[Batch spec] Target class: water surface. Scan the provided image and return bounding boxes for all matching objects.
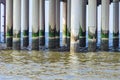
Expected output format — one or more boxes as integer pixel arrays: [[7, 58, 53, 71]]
[[0, 50, 120, 80]]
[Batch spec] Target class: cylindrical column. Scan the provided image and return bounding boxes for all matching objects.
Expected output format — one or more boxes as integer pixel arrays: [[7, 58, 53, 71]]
[[56, 0, 60, 48], [6, 0, 13, 48], [88, 0, 97, 52], [113, 0, 119, 49], [0, 4, 1, 42], [62, 0, 67, 47], [49, 0, 56, 49], [39, 0, 45, 46], [67, 0, 71, 48], [70, 0, 81, 52], [79, 0, 86, 48], [0, 3, 5, 43], [21, 0, 29, 48], [101, 0, 109, 51], [32, 0, 39, 50], [13, 0, 21, 49]]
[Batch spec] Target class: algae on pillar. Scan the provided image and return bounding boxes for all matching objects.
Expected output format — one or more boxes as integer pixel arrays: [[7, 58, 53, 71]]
[[13, 0, 21, 49], [79, 0, 86, 48], [21, 0, 29, 48], [6, 0, 13, 48], [67, 0, 71, 48], [88, 0, 97, 52], [32, 0, 39, 50], [39, 0, 45, 46], [70, 0, 81, 52], [49, 0, 56, 49], [101, 0, 109, 51], [56, 0, 60, 48], [113, 0, 119, 49], [62, 0, 67, 47]]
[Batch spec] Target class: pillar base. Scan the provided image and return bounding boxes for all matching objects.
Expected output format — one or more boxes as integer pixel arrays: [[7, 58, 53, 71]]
[[56, 37, 60, 48], [62, 38, 67, 46], [23, 37, 29, 47], [79, 37, 86, 47], [113, 38, 119, 49], [88, 39, 96, 52], [39, 37, 45, 46], [6, 37, 12, 49], [101, 39, 109, 51], [70, 42, 79, 52], [13, 38, 20, 50], [32, 38, 39, 50], [49, 38, 56, 49], [67, 37, 70, 48]]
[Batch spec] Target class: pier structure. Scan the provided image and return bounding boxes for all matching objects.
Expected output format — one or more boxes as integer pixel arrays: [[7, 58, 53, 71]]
[[0, 0, 120, 52]]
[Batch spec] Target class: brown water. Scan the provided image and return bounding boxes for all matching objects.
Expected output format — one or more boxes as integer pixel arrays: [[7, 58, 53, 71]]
[[0, 50, 120, 80]]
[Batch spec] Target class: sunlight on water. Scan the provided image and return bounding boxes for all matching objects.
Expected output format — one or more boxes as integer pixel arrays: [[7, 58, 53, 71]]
[[0, 50, 120, 80]]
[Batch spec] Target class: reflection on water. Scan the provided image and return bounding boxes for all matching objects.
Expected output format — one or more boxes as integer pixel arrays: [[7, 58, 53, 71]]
[[0, 50, 120, 80]]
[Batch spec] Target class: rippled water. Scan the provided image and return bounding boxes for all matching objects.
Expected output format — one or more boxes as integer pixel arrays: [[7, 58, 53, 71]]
[[0, 50, 120, 80]]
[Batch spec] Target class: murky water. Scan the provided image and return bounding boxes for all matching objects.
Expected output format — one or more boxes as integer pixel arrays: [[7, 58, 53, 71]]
[[0, 50, 120, 80]]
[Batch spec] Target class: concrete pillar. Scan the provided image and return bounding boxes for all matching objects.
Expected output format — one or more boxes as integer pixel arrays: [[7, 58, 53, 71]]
[[13, 0, 21, 49], [6, 0, 13, 48], [39, 0, 45, 46], [79, 0, 86, 48], [101, 0, 109, 51], [113, 0, 119, 49], [0, 4, 1, 42], [88, 0, 97, 52], [0, 3, 5, 43], [32, 0, 39, 50], [56, 0, 60, 48], [70, 0, 81, 52], [49, 0, 56, 49], [62, 0, 67, 47], [21, 0, 29, 48], [67, 0, 71, 48]]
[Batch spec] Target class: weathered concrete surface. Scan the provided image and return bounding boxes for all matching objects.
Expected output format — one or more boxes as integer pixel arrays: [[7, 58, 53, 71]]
[[113, 0, 119, 49], [101, 0, 109, 51], [88, 0, 97, 52], [6, 0, 13, 48], [32, 0, 39, 50], [39, 0, 45, 46], [13, 0, 21, 50], [70, 0, 81, 52], [21, 0, 29, 48], [79, 0, 86, 48], [49, 0, 56, 49], [56, 0, 60, 48]]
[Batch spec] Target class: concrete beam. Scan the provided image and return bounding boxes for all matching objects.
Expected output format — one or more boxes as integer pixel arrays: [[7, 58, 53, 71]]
[[0, 0, 5, 4]]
